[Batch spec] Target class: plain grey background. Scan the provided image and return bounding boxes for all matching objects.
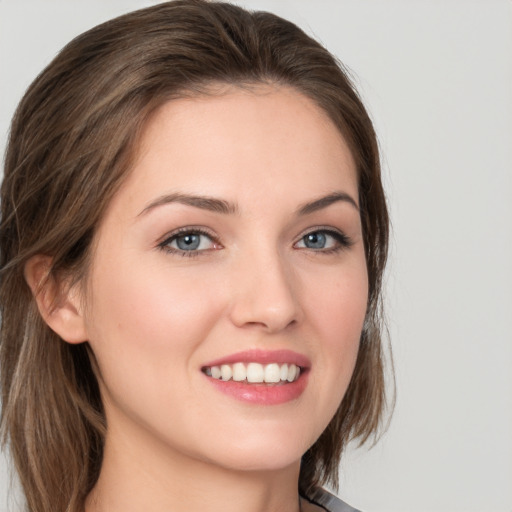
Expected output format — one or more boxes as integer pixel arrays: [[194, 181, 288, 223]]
[[1, 1, 511, 511]]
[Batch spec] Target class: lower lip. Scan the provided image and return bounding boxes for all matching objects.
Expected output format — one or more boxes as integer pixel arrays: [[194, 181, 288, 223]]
[[205, 372, 308, 405]]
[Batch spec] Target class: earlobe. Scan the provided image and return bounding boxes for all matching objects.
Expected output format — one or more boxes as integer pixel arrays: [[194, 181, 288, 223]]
[[24, 255, 88, 344]]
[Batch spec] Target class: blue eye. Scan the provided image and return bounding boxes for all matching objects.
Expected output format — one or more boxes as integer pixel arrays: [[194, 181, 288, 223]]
[[303, 232, 327, 249], [174, 233, 202, 250], [295, 229, 351, 252], [159, 229, 217, 255]]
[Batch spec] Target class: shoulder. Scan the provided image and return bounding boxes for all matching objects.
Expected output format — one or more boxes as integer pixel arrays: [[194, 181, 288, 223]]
[[303, 487, 363, 512]]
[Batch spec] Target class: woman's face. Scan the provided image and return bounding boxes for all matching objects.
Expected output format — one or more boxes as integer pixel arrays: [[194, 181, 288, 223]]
[[82, 85, 368, 473]]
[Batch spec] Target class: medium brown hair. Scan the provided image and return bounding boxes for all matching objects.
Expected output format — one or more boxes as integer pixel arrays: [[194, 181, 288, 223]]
[[0, 1, 390, 510]]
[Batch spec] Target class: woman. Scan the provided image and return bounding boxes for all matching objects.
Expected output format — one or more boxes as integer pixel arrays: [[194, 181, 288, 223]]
[[0, 1, 390, 511]]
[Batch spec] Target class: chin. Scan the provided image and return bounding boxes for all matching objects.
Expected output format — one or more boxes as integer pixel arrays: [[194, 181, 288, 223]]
[[191, 427, 314, 474], [206, 447, 302, 474]]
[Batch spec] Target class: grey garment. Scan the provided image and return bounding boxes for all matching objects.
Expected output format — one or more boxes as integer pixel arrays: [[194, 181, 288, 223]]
[[304, 487, 362, 512]]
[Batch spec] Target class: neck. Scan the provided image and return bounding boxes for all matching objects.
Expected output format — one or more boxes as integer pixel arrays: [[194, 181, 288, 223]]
[[85, 419, 303, 512]]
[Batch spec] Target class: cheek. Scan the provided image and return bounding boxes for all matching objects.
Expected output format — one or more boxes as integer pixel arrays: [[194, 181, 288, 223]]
[[83, 259, 224, 380], [82, 260, 229, 433], [310, 256, 367, 335], [95, 259, 211, 327], [304, 257, 368, 391]]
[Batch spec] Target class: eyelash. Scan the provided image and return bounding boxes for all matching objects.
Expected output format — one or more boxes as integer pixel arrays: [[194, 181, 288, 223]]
[[158, 227, 220, 258], [157, 226, 353, 258], [296, 227, 354, 255]]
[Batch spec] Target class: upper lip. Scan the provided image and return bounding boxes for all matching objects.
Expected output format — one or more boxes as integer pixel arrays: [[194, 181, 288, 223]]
[[202, 349, 311, 369]]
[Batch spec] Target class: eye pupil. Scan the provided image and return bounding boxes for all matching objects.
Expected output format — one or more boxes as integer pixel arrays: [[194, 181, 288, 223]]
[[177, 234, 200, 250], [304, 232, 326, 249]]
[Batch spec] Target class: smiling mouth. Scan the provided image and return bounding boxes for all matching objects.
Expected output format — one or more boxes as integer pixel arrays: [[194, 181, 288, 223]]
[[202, 362, 301, 384]]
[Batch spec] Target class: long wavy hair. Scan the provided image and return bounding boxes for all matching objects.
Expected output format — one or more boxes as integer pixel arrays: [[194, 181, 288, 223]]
[[0, 1, 391, 511]]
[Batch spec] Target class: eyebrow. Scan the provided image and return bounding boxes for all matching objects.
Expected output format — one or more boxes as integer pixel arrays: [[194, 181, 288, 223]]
[[138, 193, 239, 217], [296, 191, 359, 215], [138, 190, 358, 218]]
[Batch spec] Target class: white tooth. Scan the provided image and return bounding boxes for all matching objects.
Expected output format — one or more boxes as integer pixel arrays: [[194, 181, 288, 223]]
[[264, 363, 281, 383], [220, 364, 233, 381], [279, 363, 289, 381], [204, 367, 212, 377], [246, 362, 264, 383], [211, 366, 221, 379], [232, 362, 246, 381], [287, 364, 297, 382]]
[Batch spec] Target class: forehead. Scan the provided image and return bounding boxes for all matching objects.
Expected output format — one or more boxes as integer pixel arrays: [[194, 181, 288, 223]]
[[115, 85, 358, 215]]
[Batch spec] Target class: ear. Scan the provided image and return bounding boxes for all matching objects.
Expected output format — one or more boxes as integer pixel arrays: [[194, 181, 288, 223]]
[[24, 255, 88, 344]]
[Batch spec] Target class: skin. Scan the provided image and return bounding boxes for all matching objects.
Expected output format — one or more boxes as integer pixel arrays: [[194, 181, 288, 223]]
[[36, 85, 368, 512]]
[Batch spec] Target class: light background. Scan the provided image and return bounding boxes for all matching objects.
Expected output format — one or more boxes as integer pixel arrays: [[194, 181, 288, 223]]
[[0, 1, 511, 511]]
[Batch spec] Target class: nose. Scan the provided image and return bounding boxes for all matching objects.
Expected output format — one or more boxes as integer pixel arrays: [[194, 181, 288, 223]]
[[228, 248, 302, 333]]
